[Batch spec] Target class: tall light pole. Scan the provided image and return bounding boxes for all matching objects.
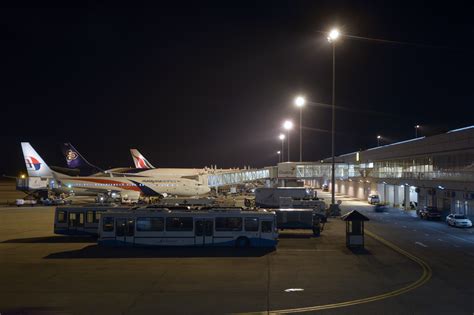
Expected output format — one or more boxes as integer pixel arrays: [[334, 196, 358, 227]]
[[294, 96, 306, 162], [277, 151, 281, 163], [279, 134, 285, 161], [327, 28, 340, 213], [283, 120, 293, 162], [377, 135, 382, 146], [415, 125, 420, 138]]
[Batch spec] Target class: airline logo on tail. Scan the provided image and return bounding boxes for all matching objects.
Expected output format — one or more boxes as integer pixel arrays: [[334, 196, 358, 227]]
[[65, 150, 78, 161], [130, 149, 155, 169], [133, 154, 147, 168], [21, 142, 53, 177], [25, 156, 41, 170]]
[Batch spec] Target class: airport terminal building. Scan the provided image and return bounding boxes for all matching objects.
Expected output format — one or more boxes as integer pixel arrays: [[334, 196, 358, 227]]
[[276, 126, 474, 218]]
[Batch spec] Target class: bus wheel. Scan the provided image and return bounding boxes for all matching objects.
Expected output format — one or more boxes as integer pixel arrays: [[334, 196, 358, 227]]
[[236, 237, 250, 248]]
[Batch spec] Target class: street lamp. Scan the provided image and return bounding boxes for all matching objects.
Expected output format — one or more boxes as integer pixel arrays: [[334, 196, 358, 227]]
[[377, 135, 382, 146], [415, 125, 420, 138], [283, 120, 293, 162], [327, 28, 340, 214], [277, 150, 281, 163], [294, 96, 306, 162], [279, 134, 285, 162]]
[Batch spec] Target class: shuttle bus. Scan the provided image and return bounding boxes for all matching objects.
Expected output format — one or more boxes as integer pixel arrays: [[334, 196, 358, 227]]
[[54, 205, 130, 236], [98, 208, 278, 247]]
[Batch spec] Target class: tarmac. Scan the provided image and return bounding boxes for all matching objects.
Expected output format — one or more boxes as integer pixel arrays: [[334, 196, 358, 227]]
[[0, 203, 425, 314]]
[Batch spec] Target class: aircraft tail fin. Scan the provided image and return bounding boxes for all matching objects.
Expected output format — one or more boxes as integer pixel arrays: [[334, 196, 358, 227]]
[[21, 142, 53, 177], [61, 143, 103, 176], [130, 149, 155, 169]]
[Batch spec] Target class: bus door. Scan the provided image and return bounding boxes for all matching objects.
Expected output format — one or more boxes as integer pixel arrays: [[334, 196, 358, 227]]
[[68, 211, 84, 233], [115, 218, 135, 245], [195, 219, 214, 246]]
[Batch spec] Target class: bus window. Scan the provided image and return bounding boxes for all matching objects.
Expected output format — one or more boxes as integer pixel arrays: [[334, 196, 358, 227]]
[[166, 217, 193, 231], [245, 217, 259, 232], [137, 217, 164, 232], [57, 211, 67, 223], [261, 221, 273, 233], [87, 211, 94, 224], [103, 217, 114, 232], [94, 212, 101, 223], [126, 219, 135, 236], [215, 217, 242, 231]]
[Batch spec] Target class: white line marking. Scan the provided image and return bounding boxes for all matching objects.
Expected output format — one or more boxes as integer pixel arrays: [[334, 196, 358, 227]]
[[284, 288, 304, 292], [402, 226, 407, 228], [438, 239, 444, 242], [415, 242, 427, 247], [424, 227, 474, 245]]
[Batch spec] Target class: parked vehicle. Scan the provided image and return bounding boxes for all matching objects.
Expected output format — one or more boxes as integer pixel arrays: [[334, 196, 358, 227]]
[[15, 197, 37, 207], [368, 194, 380, 205], [446, 214, 472, 228], [419, 206, 442, 220], [98, 208, 278, 247], [322, 184, 329, 192]]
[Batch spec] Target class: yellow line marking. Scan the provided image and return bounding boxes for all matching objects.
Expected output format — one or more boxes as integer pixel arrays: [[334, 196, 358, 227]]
[[239, 229, 432, 314]]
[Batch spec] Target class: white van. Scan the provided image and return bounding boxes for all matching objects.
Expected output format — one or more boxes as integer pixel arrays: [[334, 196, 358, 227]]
[[367, 195, 380, 205]]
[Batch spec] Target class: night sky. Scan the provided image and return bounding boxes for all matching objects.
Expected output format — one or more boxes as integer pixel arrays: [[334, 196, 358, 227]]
[[2, 1, 474, 175]]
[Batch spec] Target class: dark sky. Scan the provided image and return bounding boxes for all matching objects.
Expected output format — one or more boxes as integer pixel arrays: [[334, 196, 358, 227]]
[[2, 1, 474, 175]]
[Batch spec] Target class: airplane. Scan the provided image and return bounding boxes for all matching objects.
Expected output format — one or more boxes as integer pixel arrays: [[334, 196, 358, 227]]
[[128, 148, 211, 178], [58, 143, 211, 198], [61, 143, 211, 182], [22, 142, 210, 201]]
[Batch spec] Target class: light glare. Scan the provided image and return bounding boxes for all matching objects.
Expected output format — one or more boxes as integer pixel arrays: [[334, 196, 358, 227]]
[[279, 134, 285, 140], [283, 120, 294, 130], [328, 29, 340, 42], [294, 96, 306, 107]]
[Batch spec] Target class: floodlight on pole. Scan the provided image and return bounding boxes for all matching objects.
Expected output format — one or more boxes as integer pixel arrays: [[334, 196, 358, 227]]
[[377, 135, 382, 147], [415, 125, 420, 138], [277, 150, 281, 163], [279, 134, 285, 162], [283, 120, 293, 162], [327, 27, 341, 215], [294, 96, 306, 162]]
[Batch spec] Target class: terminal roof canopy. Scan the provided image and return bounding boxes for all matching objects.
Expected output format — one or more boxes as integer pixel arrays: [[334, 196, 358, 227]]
[[341, 210, 370, 222]]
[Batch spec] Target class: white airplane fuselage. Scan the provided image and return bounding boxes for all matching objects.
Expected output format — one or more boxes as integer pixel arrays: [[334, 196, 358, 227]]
[[54, 174, 210, 198]]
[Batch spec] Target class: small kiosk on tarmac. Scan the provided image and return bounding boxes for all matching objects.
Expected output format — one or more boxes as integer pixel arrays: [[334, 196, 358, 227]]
[[341, 210, 369, 248]]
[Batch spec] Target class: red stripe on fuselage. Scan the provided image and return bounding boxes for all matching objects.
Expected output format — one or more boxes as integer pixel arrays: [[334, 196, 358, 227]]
[[65, 178, 141, 192]]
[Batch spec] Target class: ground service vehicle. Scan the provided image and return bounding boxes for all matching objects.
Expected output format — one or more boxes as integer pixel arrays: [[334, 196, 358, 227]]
[[367, 194, 380, 204], [446, 214, 472, 228], [419, 206, 442, 220], [255, 187, 316, 208], [98, 208, 278, 247], [275, 208, 324, 236], [54, 205, 130, 236]]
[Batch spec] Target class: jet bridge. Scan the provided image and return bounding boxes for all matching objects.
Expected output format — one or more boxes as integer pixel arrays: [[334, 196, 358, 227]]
[[207, 168, 271, 187]]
